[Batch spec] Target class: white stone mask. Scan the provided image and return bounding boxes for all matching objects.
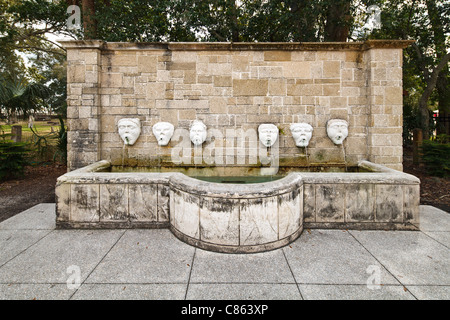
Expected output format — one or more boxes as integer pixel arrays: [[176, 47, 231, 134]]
[[327, 119, 348, 145], [152, 122, 174, 146], [258, 124, 279, 147], [190, 120, 207, 146], [290, 123, 313, 147], [118, 118, 141, 146]]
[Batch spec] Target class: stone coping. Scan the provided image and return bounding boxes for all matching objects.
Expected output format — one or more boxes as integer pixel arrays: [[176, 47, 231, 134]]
[[299, 160, 420, 185], [57, 160, 420, 186], [169, 172, 303, 199], [60, 40, 414, 51]]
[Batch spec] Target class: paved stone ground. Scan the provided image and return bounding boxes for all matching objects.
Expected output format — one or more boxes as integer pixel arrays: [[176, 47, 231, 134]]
[[0, 204, 448, 300]]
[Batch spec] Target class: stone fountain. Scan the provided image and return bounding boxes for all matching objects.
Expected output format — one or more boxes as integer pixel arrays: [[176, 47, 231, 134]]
[[56, 40, 419, 253]]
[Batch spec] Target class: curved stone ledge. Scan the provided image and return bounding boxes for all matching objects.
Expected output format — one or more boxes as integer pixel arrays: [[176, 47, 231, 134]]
[[168, 172, 303, 199], [168, 173, 303, 253], [170, 225, 303, 254]]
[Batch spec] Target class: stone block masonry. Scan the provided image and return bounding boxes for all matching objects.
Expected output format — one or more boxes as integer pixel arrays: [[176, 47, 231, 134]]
[[62, 40, 413, 172]]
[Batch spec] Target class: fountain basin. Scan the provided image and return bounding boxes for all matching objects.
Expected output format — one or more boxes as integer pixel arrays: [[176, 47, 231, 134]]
[[56, 160, 420, 253]]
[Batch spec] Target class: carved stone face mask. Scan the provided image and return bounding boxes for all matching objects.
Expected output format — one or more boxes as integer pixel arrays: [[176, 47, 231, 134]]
[[327, 119, 348, 145], [118, 118, 141, 146], [190, 120, 207, 146], [152, 122, 174, 146], [258, 124, 279, 147], [290, 123, 313, 147]]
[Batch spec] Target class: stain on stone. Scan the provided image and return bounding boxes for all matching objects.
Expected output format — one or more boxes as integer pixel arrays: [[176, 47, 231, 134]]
[[100, 185, 128, 221], [201, 197, 237, 213], [317, 185, 344, 221], [376, 201, 401, 222]]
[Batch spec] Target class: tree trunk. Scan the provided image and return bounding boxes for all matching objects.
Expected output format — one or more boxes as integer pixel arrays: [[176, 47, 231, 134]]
[[418, 52, 450, 139], [229, 0, 240, 42], [287, 0, 316, 42], [436, 70, 450, 136], [324, 0, 352, 42], [82, 0, 97, 39], [425, 0, 450, 136]]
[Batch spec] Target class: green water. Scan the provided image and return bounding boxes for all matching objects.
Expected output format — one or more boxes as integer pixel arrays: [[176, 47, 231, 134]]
[[191, 175, 285, 184]]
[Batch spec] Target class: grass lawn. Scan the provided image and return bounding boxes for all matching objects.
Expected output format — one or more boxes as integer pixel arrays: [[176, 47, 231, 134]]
[[1, 120, 66, 162], [0, 120, 60, 135]]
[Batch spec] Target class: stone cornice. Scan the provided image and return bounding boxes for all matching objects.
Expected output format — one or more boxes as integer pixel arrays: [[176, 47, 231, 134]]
[[60, 40, 415, 51]]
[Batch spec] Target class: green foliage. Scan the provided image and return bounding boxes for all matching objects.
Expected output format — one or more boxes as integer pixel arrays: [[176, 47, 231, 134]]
[[30, 117, 67, 163], [1, 0, 67, 120], [0, 137, 31, 181], [403, 103, 435, 145], [420, 134, 450, 178], [53, 116, 67, 163], [0, 74, 51, 122], [94, 0, 174, 42]]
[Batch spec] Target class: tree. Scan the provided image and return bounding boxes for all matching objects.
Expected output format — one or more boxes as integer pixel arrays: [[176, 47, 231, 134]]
[[426, 0, 450, 136], [368, 0, 450, 139], [0, 75, 51, 123], [2, 0, 448, 142], [323, 0, 353, 41]]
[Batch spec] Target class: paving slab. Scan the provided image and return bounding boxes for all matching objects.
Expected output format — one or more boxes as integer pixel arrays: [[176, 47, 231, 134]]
[[189, 248, 294, 284], [0, 229, 52, 266], [283, 230, 400, 285], [417, 205, 450, 247], [0, 284, 76, 300], [418, 205, 450, 231], [186, 283, 302, 300], [349, 230, 450, 286], [0, 229, 124, 284], [0, 203, 448, 300], [84, 229, 195, 284], [298, 284, 416, 300], [71, 283, 187, 300], [0, 204, 56, 230], [404, 285, 450, 300]]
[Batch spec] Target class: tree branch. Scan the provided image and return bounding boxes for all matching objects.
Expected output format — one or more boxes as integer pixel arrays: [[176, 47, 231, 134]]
[[14, 45, 66, 56], [420, 51, 450, 106], [412, 42, 430, 81], [418, 51, 450, 138]]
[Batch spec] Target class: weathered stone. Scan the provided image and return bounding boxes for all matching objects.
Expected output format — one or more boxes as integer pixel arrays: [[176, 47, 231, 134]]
[[100, 184, 128, 221], [278, 188, 302, 239], [55, 183, 71, 223], [375, 184, 403, 222], [170, 189, 200, 239], [199, 197, 239, 246], [303, 184, 316, 222], [158, 184, 170, 222], [240, 196, 279, 246], [70, 184, 100, 222], [129, 184, 158, 222], [345, 184, 375, 222], [315, 184, 345, 222]]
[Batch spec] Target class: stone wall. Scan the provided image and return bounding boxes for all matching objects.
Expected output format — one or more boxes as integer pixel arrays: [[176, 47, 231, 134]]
[[62, 40, 413, 171]]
